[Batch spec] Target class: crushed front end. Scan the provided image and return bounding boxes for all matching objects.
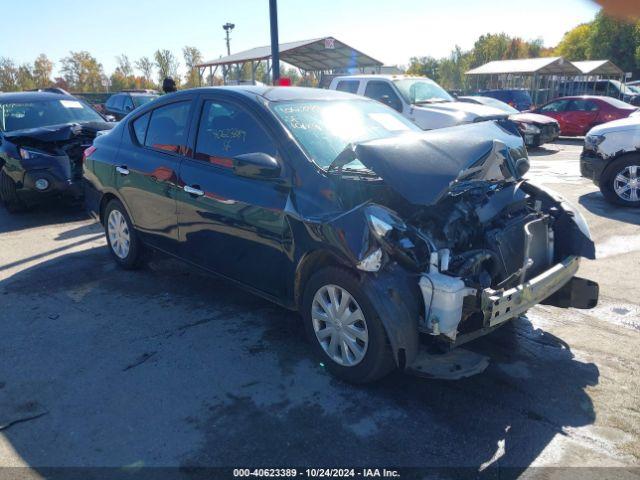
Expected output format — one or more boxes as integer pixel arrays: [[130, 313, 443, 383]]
[[1, 122, 113, 204]]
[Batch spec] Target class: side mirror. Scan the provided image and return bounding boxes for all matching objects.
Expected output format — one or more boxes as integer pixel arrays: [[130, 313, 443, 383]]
[[125, 105, 134, 112], [105, 114, 117, 122], [233, 152, 281, 179]]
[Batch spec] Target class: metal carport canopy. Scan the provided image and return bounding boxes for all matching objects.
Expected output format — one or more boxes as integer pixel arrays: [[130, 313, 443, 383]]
[[466, 57, 581, 76], [196, 36, 383, 71], [572, 60, 624, 76]]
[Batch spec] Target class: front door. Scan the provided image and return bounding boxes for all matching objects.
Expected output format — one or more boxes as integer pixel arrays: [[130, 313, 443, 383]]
[[176, 97, 290, 298], [115, 99, 194, 253], [562, 99, 599, 136]]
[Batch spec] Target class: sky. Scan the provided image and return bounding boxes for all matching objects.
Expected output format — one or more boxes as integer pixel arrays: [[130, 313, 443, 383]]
[[2, 0, 601, 77]]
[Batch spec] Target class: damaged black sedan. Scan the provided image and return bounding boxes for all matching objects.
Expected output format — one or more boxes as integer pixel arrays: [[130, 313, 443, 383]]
[[0, 91, 114, 211], [84, 87, 599, 383]]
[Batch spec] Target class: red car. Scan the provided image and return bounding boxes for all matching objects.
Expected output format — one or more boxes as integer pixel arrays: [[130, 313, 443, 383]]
[[532, 96, 637, 136]]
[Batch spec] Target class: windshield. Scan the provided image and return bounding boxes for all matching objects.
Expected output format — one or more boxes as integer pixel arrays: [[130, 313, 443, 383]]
[[132, 95, 158, 108], [0, 98, 104, 132], [393, 78, 454, 104], [271, 99, 420, 170], [474, 97, 519, 114], [611, 80, 634, 95]]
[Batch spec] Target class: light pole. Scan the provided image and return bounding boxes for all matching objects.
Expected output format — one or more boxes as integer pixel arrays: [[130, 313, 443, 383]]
[[269, 0, 280, 84], [223, 22, 235, 56]]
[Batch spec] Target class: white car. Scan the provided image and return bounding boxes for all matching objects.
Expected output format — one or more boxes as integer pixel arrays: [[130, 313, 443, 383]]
[[581, 116, 640, 206], [328, 75, 508, 130]]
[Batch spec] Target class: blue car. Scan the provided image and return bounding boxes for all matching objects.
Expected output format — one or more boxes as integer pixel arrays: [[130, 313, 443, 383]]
[[478, 89, 533, 111]]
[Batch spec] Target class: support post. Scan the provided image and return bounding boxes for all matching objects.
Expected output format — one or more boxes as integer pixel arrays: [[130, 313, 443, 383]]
[[269, 0, 280, 85]]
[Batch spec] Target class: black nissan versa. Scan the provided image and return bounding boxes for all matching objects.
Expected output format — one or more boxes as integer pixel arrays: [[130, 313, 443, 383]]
[[84, 86, 599, 383], [0, 91, 114, 211]]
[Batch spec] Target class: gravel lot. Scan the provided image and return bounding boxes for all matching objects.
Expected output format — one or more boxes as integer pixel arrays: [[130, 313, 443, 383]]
[[0, 138, 639, 477]]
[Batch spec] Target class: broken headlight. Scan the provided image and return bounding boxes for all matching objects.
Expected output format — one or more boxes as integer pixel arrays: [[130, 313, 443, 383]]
[[365, 205, 407, 239]]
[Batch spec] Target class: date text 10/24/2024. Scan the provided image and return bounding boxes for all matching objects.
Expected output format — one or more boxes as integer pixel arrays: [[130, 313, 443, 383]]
[[233, 468, 401, 478]]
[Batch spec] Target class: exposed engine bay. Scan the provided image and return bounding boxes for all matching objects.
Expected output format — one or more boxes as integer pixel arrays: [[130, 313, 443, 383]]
[[321, 122, 598, 347]]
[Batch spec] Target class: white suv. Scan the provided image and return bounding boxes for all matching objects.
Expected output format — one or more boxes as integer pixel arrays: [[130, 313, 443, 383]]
[[328, 75, 507, 130], [581, 116, 640, 206]]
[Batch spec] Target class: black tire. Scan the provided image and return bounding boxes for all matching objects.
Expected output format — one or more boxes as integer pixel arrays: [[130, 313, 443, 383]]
[[599, 155, 640, 207], [103, 199, 144, 269], [0, 169, 25, 213], [301, 267, 396, 384]]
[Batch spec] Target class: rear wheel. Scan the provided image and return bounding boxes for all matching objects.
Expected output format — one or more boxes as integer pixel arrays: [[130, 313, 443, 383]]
[[600, 155, 640, 207], [0, 169, 25, 213], [104, 199, 144, 269], [302, 267, 395, 383]]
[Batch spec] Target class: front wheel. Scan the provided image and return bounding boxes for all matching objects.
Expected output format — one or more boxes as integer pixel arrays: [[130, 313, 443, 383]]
[[104, 199, 144, 269], [0, 169, 25, 213], [600, 155, 640, 207], [302, 267, 395, 383]]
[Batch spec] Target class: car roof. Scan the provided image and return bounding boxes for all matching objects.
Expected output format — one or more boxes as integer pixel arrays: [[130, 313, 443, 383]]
[[163, 86, 361, 102], [0, 91, 79, 103], [331, 74, 428, 81]]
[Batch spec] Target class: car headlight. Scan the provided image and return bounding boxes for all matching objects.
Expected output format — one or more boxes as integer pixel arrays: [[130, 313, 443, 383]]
[[585, 134, 605, 148], [365, 205, 406, 239], [517, 122, 540, 134]]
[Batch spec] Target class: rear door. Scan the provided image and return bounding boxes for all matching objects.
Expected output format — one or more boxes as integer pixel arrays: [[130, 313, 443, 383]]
[[176, 96, 290, 297], [563, 99, 599, 135], [115, 98, 195, 253]]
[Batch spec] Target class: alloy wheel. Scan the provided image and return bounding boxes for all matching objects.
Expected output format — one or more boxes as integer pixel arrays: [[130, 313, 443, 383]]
[[107, 209, 131, 259], [311, 284, 369, 367], [614, 165, 640, 202]]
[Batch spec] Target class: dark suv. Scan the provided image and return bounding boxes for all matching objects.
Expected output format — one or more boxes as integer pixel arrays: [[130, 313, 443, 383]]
[[479, 89, 533, 111], [83, 86, 598, 383], [103, 91, 159, 120]]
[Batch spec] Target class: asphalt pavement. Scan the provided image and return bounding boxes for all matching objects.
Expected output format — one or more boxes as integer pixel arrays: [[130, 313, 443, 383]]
[[0, 138, 638, 478]]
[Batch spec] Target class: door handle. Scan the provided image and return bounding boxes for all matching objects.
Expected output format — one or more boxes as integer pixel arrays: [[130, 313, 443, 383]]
[[116, 166, 129, 175], [183, 185, 204, 197]]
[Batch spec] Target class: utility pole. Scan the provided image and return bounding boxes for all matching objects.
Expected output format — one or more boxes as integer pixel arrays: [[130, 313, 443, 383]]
[[269, 0, 280, 85], [223, 22, 235, 56]]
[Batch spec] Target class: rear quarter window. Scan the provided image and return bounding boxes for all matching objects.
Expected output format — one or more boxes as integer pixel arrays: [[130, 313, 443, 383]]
[[132, 112, 150, 144]]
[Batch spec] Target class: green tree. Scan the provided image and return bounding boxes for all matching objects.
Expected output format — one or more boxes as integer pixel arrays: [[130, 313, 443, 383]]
[[33, 54, 54, 88], [60, 51, 104, 92], [555, 24, 593, 60], [154, 49, 180, 85], [0, 57, 19, 91], [17, 64, 36, 90], [588, 11, 639, 72], [182, 46, 203, 87], [406, 56, 439, 79]]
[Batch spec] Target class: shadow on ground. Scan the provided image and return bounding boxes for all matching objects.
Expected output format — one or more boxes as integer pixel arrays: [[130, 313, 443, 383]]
[[0, 245, 599, 478], [0, 202, 88, 235], [579, 191, 640, 226]]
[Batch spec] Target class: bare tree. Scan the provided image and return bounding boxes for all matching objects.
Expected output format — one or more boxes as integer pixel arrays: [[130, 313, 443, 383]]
[[135, 56, 155, 88], [182, 46, 203, 87], [154, 49, 180, 85], [115, 54, 133, 78]]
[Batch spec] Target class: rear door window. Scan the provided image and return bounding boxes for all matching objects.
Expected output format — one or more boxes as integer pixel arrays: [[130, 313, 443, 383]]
[[336, 80, 360, 94], [568, 99, 599, 111], [144, 101, 191, 154]]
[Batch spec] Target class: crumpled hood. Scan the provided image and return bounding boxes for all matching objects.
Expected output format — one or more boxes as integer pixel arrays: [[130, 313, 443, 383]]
[[509, 112, 558, 125], [414, 101, 508, 121], [3, 121, 114, 144], [352, 120, 529, 206]]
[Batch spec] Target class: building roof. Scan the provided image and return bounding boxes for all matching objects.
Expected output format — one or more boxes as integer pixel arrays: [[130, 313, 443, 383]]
[[572, 60, 624, 76], [197, 37, 383, 72], [466, 57, 581, 75]]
